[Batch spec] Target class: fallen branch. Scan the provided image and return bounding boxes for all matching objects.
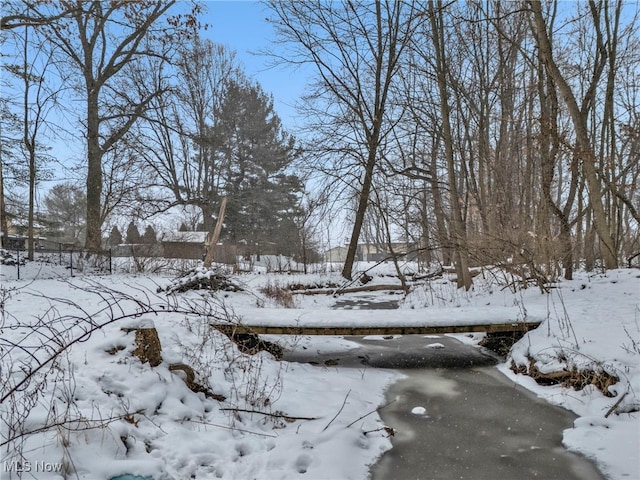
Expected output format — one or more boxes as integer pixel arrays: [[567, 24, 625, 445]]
[[322, 389, 351, 432], [363, 426, 395, 437], [163, 267, 243, 294], [410, 268, 444, 281], [346, 398, 396, 429], [219, 407, 318, 421], [605, 391, 628, 418], [185, 419, 277, 437], [0, 410, 146, 448]]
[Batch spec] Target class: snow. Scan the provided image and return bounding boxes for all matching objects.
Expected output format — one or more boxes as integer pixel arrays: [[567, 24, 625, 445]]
[[496, 269, 640, 480], [1, 261, 638, 479], [0, 268, 397, 480], [229, 304, 537, 328]]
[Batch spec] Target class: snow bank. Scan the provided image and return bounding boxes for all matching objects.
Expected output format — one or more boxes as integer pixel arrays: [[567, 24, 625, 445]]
[[501, 269, 640, 480], [1, 275, 398, 479]]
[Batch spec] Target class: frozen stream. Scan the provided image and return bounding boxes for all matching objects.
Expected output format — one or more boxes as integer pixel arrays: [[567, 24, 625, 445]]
[[281, 294, 606, 480], [366, 335, 605, 480]]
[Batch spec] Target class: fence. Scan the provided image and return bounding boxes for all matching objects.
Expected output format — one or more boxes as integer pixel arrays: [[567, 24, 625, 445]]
[[1, 243, 205, 279], [1, 245, 112, 280], [1, 241, 348, 280]]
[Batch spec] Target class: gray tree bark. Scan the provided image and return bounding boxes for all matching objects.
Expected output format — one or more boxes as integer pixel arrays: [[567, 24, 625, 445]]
[[428, 0, 472, 290], [529, 0, 618, 269]]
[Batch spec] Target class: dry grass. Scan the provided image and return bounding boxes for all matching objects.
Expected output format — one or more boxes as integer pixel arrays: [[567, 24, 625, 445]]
[[511, 358, 619, 397], [259, 281, 296, 308]]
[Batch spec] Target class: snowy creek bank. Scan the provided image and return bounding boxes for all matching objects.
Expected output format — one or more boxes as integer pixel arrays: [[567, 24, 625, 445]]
[[366, 336, 605, 480], [3, 267, 636, 479], [283, 334, 605, 480]]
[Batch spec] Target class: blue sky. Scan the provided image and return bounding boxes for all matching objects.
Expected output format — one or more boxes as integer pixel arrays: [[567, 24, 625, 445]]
[[1, 1, 309, 187], [201, 1, 308, 131]]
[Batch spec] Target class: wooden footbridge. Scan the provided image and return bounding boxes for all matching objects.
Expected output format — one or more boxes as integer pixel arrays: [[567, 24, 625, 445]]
[[213, 321, 540, 362], [213, 306, 543, 337], [216, 321, 540, 336]]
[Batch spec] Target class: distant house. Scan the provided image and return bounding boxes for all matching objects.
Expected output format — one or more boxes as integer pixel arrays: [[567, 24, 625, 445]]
[[1, 234, 27, 250], [357, 242, 417, 262], [2, 214, 51, 249], [161, 231, 208, 259], [325, 246, 348, 263], [356, 243, 385, 262], [161, 231, 237, 263]]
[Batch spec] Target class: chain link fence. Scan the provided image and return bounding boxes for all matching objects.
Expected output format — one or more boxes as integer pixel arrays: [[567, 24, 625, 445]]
[[1, 243, 113, 280]]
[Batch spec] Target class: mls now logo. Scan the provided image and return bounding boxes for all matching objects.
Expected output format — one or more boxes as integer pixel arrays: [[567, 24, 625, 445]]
[[3, 460, 64, 473]]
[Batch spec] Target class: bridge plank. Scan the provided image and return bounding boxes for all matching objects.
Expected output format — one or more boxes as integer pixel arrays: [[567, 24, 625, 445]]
[[212, 322, 541, 336]]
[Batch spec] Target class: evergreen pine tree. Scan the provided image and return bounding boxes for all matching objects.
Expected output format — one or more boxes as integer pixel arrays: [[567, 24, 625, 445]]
[[212, 79, 303, 255], [142, 225, 157, 244], [125, 221, 141, 244], [108, 226, 123, 246]]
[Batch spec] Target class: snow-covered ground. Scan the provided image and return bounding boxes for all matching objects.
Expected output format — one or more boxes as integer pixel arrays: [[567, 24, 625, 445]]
[[499, 269, 640, 480], [404, 266, 640, 480], [1, 260, 638, 479]]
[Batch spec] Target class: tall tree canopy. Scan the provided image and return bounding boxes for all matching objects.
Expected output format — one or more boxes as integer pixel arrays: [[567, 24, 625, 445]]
[[269, 0, 638, 281], [134, 38, 304, 256], [211, 79, 302, 253], [36, 0, 195, 251], [268, 0, 417, 279]]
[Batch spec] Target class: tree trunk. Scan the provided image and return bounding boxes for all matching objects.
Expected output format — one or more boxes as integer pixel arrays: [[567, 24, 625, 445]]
[[0, 156, 6, 249], [28, 154, 35, 260], [25, 97, 36, 261], [537, 53, 575, 280], [22, 25, 36, 261], [429, 143, 451, 266], [203, 196, 227, 267], [419, 188, 432, 266], [530, 1, 617, 269], [584, 209, 596, 272], [429, 0, 471, 290], [342, 149, 377, 280], [301, 233, 308, 274], [85, 90, 103, 252]]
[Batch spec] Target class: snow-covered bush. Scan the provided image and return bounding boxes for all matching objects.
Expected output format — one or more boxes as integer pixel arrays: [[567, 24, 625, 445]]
[[0, 249, 23, 266]]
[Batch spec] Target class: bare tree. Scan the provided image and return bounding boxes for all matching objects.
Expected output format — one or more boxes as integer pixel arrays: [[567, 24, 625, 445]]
[[294, 191, 327, 274], [7, 24, 58, 259], [0, 1, 79, 30], [422, 0, 472, 289], [268, 0, 417, 280], [131, 38, 241, 228], [529, 0, 618, 269], [0, 85, 23, 249], [39, 1, 184, 251], [528, 1, 579, 280]]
